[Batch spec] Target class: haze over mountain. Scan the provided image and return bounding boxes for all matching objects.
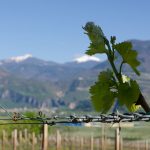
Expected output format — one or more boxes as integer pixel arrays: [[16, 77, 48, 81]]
[[0, 40, 150, 111]]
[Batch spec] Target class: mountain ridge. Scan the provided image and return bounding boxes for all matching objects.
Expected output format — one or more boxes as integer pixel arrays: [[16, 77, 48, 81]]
[[0, 39, 150, 110]]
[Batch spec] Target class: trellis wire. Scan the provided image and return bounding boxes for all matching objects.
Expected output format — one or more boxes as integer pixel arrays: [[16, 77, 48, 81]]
[[0, 112, 150, 126]]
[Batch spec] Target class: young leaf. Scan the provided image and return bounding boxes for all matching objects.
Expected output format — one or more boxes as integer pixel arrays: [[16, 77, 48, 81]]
[[130, 103, 141, 112], [83, 22, 146, 113], [122, 74, 130, 83], [118, 80, 140, 109], [83, 22, 107, 55], [89, 70, 117, 112], [113, 42, 140, 75]]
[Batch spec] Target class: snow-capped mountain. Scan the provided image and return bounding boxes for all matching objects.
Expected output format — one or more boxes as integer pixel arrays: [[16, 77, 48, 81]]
[[64, 54, 103, 69], [4, 54, 32, 63], [0, 40, 149, 109], [9, 54, 33, 63], [74, 54, 101, 63], [0, 54, 33, 64]]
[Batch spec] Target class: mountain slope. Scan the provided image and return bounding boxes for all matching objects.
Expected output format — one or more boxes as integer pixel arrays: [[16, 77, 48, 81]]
[[93, 40, 150, 73], [0, 40, 150, 110]]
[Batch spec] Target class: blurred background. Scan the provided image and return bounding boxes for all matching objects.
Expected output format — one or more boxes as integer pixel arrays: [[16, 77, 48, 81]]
[[0, 1, 150, 149]]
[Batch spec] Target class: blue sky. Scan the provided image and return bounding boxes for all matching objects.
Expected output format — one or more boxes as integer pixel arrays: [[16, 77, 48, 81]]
[[0, 0, 150, 63]]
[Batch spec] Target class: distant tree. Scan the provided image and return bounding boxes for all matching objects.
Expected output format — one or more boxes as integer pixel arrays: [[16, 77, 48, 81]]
[[83, 22, 150, 113]]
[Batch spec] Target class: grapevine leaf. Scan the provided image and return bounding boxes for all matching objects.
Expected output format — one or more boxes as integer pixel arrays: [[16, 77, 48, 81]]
[[89, 70, 117, 112], [113, 42, 140, 75], [120, 74, 140, 112], [86, 43, 107, 55], [118, 80, 140, 111], [83, 22, 107, 55], [129, 103, 141, 112]]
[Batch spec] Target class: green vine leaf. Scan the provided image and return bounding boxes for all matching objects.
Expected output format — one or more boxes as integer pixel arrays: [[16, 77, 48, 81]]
[[83, 22, 144, 113], [113, 42, 140, 75], [118, 80, 140, 111], [83, 22, 107, 55], [89, 70, 117, 113]]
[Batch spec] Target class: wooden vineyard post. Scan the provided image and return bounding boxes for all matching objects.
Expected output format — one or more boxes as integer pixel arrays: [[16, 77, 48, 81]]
[[63, 135, 66, 150], [13, 129, 18, 150], [2, 130, 6, 150], [80, 137, 84, 150], [24, 129, 28, 141], [19, 131, 22, 144], [115, 128, 120, 150], [56, 130, 61, 150], [70, 136, 73, 150], [90, 134, 94, 150], [145, 140, 148, 150], [32, 132, 35, 150], [101, 124, 105, 150], [136, 140, 140, 150], [74, 136, 78, 149], [120, 135, 123, 150], [42, 124, 48, 150]]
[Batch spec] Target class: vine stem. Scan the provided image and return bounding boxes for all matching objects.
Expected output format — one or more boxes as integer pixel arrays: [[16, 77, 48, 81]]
[[105, 39, 122, 83], [105, 39, 150, 113], [136, 93, 150, 112], [119, 61, 124, 74]]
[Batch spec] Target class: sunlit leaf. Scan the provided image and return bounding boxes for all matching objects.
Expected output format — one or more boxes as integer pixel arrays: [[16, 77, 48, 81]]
[[83, 22, 107, 55], [122, 74, 130, 83], [118, 80, 140, 108], [89, 70, 117, 112], [129, 103, 141, 112], [113, 42, 140, 75]]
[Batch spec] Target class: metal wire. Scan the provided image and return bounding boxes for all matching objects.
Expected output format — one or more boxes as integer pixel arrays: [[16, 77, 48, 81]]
[[0, 104, 13, 119], [0, 112, 150, 126]]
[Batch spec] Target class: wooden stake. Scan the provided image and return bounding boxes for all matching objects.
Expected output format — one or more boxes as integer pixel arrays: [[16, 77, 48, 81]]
[[101, 125, 105, 150], [24, 129, 28, 141], [13, 129, 17, 150], [42, 124, 48, 150], [90, 134, 94, 150], [137, 140, 140, 150], [120, 136, 123, 150], [145, 140, 148, 150], [115, 128, 120, 150], [19, 131, 22, 144], [32, 132, 35, 150], [80, 137, 84, 150], [2, 130, 6, 150], [56, 130, 61, 150]]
